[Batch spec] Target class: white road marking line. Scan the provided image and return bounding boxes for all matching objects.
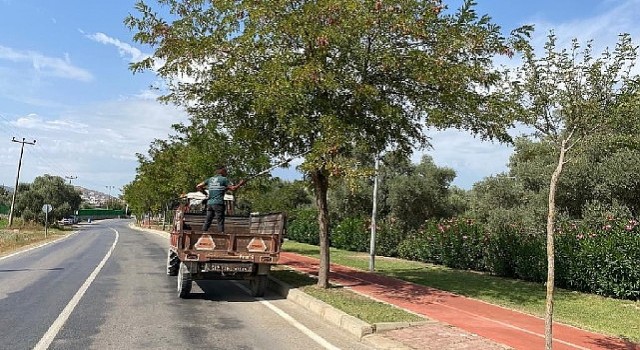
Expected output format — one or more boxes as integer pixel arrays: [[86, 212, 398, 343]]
[[233, 282, 340, 350], [0, 231, 79, 262], [33, 228, 120, 350]]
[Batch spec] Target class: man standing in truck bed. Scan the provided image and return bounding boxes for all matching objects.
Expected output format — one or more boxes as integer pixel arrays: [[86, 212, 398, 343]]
[[197, 165, 245, 233]]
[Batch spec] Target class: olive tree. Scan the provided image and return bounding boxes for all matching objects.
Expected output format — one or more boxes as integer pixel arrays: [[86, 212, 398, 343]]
[[387, 155, 456, 230], [13, 175, 81, 223], [126, 0, 530, 287]]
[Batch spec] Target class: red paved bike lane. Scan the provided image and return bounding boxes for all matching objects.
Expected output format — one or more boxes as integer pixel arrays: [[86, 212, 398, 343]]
[[280, 252, 639, 350]]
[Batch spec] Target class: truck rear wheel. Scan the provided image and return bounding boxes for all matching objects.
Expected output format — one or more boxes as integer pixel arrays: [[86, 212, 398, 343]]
[[250, 275, 268, 297], [177, 262, 192, 298], [166, 250, 179, 276]]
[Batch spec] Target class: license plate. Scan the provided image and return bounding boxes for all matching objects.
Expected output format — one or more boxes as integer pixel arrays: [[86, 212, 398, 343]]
[[203, 263, 253, 273]]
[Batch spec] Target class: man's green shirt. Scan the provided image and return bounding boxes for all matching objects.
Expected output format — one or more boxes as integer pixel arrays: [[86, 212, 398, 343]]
[[204, 175, 229, 205]]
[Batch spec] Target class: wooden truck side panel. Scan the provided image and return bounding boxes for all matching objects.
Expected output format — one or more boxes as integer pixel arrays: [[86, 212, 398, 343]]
[[170, 212, 285, 264]]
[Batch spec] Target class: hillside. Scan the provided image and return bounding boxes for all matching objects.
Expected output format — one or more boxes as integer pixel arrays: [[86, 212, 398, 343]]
[[74, 186, 115, 207]]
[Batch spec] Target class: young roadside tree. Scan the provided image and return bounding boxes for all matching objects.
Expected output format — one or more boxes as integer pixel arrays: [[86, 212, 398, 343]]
[[125, 0, 530, 288], [508, 33, 639, 350]]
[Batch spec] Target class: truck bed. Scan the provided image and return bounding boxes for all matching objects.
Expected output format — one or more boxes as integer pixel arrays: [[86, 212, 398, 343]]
[[170, 212, 285, 264]]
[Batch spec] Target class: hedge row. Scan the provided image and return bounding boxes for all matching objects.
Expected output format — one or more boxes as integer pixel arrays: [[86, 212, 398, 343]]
[[287, 209, 640, 300], [287, 209, 408, 257]]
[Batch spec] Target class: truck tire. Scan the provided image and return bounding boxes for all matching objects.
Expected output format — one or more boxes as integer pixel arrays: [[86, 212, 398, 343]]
[[166, 250, 179, 276], [177, 262, 192, 298], [250, 275, 268, 297]]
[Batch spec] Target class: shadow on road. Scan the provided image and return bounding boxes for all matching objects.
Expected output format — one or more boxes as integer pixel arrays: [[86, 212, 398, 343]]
[[0, 267, 64, 273]]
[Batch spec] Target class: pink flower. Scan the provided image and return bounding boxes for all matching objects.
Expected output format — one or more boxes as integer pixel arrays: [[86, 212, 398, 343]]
[[576, 234, 584, 240], [603, 224, 612, 231]]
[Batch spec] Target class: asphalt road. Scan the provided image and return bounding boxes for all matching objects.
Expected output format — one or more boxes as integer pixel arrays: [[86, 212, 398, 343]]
[[0, 219, 373, 350]]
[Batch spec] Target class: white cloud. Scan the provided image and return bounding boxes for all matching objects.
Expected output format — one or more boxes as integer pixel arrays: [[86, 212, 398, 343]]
[[84, 32, 191, 88], [133, 90, 162, 100], [533, 1, 639, 48], [0, 45, 93, 81], [85, 31, 204, 86], [84, 32, 148, 63], [11, 114, 90, 133], [0, 97, 189, 193], [424, 129, 513, 188]]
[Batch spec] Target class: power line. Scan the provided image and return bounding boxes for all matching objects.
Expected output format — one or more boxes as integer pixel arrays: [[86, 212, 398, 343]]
[[0, 114, 22, 137], [8, 137, 37, 227], [0, 114, 84, 184], [0, 114, 130, 193]]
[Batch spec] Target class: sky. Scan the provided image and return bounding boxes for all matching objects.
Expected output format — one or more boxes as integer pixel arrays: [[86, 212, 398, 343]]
[[0, 0, 639, 197]]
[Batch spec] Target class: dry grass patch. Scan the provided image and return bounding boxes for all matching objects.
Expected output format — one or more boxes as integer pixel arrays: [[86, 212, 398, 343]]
[[0, 218, 71, 256]]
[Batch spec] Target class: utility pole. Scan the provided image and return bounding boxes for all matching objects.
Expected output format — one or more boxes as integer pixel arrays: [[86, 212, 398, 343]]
[[369, 155, 380, 272], [105, 185, 114, 210], [8, 137, 36, 227], [65, 175, 77, 185]]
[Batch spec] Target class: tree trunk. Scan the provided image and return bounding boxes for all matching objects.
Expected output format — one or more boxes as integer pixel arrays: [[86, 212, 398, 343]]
[[311, 168, 330, 288], [545, 139, 567, 350]]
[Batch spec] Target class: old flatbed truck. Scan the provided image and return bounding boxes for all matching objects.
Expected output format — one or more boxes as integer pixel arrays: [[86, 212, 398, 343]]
[[166, 196, 286, 298]]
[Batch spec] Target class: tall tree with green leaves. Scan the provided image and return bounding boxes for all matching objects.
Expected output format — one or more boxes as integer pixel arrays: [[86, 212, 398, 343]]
[[123, 124, 271, 218], [508, 32, 639, 349], [126, 0, 530, 287]]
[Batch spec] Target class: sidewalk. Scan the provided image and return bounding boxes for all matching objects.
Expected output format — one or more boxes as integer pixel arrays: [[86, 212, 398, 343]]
[[280, 252, 639, 350]]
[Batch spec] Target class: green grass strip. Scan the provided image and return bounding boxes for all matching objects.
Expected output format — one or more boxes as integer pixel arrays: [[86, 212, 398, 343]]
[[271, 268, 424, 324], [283, 241, 640, 343]]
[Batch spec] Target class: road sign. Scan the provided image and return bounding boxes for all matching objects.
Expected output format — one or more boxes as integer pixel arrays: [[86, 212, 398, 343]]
[[42, 204, 52, 213]]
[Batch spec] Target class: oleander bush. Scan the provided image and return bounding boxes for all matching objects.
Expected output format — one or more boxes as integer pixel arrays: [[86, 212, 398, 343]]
[[286, 208, 320, 245], [374, 218, 408, 257], [555, 218, 640, 299], [288, 210, 640, 300], [331, 216, 369, 252], [443, 216, 638, 299]]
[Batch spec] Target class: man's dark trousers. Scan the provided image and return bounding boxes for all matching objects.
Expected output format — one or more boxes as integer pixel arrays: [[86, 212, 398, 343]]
[[202, 204, 225, 233]]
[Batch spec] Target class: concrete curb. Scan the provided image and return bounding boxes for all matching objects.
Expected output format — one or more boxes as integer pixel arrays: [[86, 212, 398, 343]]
[[129, 222, 169, 238], [268, 277, 374, 339], [268, 276, 428, 340]]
